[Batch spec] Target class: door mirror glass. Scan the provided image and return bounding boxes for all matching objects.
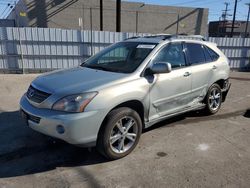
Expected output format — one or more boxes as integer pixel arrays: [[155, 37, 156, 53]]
[[150, 62, 172, 74]]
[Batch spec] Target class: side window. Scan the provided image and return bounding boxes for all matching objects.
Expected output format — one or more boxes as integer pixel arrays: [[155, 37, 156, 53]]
[[152, 43, 186, 69], [186, 43, 206, 65], [202, 45, 212, 62], [206, 46, 220, 61]]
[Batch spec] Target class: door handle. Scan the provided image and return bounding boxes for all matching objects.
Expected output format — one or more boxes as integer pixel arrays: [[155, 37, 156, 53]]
[[183, 72, 191, 77], [212, 65, 217, 70]]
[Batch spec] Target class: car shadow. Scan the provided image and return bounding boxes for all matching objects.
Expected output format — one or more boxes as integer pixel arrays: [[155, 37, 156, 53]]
[[0, 108, 246, 178], [1, 110, 201, 178], [0, 110, 108, 178], [143, 107, 250, 133]]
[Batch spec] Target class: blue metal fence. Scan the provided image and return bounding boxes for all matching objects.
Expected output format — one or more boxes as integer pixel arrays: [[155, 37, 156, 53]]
[[209, 37, 250, 70], [0, 27, 249, 73]]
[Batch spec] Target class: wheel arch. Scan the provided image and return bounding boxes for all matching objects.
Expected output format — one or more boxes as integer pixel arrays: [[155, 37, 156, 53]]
[[214, 79, 225, 89], [97, 100, 145, 141], [203, 79, 225, 103]]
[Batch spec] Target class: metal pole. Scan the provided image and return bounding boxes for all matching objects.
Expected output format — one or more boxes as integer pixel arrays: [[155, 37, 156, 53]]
[[136, 11, 138, 34], [100, 0, 103, 31], [82, 4, 84, 30], [116, 0, 121, 32], [135, 4, 144, 34], [245, 3, 250, 37], [217, 17, 221, 37], [90, 7, 93, 56], [176, 14, 180, 35], [14, 1, 25, 74], [222, 2, 229, 36], [230, 0, 238, 37], [14, 1, 17, 27]]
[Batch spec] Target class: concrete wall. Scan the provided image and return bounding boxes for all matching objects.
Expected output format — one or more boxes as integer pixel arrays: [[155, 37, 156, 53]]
[[7, 0, 29, 27], [9, 0, 208, 35]]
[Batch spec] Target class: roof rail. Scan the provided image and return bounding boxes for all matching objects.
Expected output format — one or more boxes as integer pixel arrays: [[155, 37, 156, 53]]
[[125, 34, 206, 41], [124, 36, 141, 40], [124, 34, 171, 41], [174, 34, 206, 41]]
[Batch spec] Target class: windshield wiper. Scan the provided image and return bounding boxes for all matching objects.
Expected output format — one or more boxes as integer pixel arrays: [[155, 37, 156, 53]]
[[82, 64, 128, 73], [82, 64, 112, 72]]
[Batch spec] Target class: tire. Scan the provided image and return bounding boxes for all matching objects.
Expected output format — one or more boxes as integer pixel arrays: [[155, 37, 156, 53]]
[[97, 107, 142, 160], [204, 83, 222, 115]]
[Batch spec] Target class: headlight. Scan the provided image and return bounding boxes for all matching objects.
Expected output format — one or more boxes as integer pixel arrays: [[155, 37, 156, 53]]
[[52, 92, 98, 112]]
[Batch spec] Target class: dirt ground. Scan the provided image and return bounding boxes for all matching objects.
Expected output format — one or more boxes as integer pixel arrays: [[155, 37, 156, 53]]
[[0, 71, 250, 188]]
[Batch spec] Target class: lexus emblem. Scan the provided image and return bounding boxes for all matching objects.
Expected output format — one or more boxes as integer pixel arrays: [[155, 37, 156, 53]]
[[28, 88, 35, 97]]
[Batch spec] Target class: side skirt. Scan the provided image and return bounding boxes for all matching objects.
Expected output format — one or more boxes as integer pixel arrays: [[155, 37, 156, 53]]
[[144, 103, 206, 128]]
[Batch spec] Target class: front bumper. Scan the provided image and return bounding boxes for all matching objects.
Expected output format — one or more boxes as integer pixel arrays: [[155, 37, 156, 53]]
[[19, 95, 107, 146]]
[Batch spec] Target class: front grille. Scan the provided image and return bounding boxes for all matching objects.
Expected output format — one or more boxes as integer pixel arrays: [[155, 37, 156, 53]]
[[21, 110, 41, 124], [26, 85, 51, 103]]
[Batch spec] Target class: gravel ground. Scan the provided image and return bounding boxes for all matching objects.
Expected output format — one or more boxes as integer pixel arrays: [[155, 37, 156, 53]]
[[0, 71, 250, 188]]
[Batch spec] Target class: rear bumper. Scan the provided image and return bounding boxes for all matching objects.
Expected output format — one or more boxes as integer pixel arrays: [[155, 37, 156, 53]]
[[19, 95, 107, 146]]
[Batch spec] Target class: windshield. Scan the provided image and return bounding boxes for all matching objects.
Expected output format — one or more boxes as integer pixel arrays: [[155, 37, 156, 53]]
[[81, 42, 156, 73]]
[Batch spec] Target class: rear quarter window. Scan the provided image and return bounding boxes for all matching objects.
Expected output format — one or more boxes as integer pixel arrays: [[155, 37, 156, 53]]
[[202, 45, 212, 62], [205, 46, 220, 61]]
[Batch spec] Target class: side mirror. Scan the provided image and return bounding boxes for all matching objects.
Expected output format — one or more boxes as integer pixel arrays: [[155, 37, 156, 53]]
[[150, 63, 172, 74]]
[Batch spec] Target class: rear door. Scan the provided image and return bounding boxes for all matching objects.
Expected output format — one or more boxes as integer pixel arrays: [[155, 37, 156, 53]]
[[185, 42, 216, 103]]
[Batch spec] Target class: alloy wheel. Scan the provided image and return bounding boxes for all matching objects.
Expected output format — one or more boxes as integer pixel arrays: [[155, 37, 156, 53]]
[[109, 116, 138, 154], [208, 88, 221, 111]]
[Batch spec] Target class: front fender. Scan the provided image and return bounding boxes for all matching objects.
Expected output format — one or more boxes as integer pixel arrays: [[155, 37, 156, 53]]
[[86, 77, 150, 120]]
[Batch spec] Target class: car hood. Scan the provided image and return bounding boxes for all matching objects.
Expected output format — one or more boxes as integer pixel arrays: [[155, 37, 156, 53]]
[[32, 67, 128, 94]]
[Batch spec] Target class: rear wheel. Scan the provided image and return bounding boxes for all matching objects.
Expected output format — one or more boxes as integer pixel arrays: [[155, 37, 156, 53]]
[[204, 83, 222, 114], [97, 107, 142, 160]]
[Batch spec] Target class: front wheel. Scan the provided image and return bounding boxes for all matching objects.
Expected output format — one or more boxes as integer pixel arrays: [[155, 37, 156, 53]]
[[97, 107, 142, 160], [204, 83, 222, 114]]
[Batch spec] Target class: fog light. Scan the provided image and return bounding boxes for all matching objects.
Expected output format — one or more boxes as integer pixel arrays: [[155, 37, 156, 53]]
[[56, 125, 65, 134]]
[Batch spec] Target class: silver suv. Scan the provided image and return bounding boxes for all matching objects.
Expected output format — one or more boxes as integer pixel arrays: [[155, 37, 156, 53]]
[[20, 35, 231, 159]]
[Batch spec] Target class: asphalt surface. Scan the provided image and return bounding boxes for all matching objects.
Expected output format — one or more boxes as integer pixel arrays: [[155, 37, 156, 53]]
[[0, 71, 250, 188]]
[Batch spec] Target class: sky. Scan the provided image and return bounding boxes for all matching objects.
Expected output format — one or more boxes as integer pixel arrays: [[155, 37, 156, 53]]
[[0, 0, 249, 22], [0, 0, 16, 19]]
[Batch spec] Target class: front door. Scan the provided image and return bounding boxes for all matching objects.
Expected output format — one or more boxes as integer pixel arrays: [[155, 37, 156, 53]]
[[148, 42, 192, 121]]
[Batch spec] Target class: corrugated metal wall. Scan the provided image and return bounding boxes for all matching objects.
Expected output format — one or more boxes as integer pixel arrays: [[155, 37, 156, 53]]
[[0, 27, 145, 72], [0, 27, 249, 73], [209, 37, 250, 70]]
